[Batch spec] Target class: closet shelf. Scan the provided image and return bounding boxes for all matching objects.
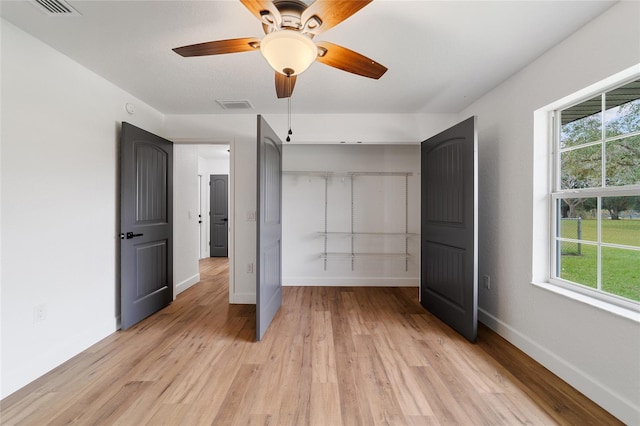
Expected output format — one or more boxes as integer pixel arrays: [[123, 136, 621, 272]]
[[284, 171, 413, 177], [317, 232, 419, 237], [321, 252, 414, 259]]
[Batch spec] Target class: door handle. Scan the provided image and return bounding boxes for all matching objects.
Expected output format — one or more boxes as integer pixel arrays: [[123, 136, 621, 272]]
[[222, 218, 228, 222], [126, 232, 144, 239]]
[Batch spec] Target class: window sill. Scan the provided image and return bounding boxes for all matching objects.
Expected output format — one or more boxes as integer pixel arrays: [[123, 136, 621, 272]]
[[531, 281, 640, 323]]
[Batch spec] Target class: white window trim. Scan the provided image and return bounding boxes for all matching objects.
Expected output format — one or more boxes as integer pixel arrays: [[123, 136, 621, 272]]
[[531, 280, 640, 322], [532, 64, 640, 323]]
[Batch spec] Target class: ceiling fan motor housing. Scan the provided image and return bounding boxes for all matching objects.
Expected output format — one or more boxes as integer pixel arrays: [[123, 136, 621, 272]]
[[261, 0, 311, 33]]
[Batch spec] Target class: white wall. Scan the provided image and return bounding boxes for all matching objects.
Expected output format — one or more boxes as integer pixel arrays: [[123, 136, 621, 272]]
[[173, 145, 201, 295], [0, 20, 165, 398], [282, 144, 421, 286], [457, 2, 640, 423], [199, 155, 230, 176], [268, 113, 458, 144]]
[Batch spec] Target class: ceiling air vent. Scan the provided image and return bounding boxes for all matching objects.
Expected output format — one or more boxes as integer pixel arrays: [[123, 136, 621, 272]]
[[32, 0, 81, 16], [216, 100, 254, 110]]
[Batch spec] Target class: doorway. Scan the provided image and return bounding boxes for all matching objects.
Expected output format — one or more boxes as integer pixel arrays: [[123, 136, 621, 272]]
[[197, 145, 231, 259], [173, 142, 232, 299]]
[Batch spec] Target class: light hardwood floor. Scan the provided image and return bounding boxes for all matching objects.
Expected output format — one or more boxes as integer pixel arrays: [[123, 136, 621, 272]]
[[1, 258, 620, 425]]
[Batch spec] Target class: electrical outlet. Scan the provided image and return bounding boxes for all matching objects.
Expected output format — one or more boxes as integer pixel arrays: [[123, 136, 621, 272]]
[[482, 275, 491, 290], [34, 304, 47, 323], [247, 263, 254, 274]]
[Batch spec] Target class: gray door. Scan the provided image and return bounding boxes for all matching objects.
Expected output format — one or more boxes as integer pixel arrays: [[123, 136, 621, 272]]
[[120, 122, 173, 330], [420, 116, 478, 342], [210, 174, 228, 257], [256, 115, 283, 341]]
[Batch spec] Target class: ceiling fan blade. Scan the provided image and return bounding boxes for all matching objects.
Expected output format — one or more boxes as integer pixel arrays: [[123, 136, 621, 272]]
[[316, 41, 387, 79], [173, 37, 260, 57], [240, 0, 281, 27], [301, 0, 372, 34], [275, 72, 297, 98]]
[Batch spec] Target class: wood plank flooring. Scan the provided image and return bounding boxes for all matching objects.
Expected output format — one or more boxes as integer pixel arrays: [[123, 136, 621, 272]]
[[1, 258, 621, 425]]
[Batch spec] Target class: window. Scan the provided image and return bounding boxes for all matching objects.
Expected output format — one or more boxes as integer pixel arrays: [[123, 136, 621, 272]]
[[552, 78, 640, 307]]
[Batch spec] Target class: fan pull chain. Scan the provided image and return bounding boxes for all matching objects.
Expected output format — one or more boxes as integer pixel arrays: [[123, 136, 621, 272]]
[[286, 76, 292, 142]]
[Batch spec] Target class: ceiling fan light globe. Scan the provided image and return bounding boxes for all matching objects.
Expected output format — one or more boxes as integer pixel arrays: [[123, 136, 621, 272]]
[[260, 30, 317, 76]]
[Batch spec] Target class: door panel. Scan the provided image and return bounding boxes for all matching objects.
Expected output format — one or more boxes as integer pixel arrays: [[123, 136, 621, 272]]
[[256, 115, 283, 341], [420, 116, 478, 342], [210, 174, 228, 257], [423, 242, 465, 308], [135, 143, 168, 222], [120, 122, 173, 330], [135, 241, 168, 298]]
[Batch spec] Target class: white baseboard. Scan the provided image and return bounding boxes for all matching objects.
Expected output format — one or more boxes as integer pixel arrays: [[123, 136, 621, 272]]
[[176, 273, 200, 295], [479, 308, 639, 424], [0, 321, 115, 399], [282, 276, 419, 287], [230, 292, 256, 304], [229, 277, 418, 305]]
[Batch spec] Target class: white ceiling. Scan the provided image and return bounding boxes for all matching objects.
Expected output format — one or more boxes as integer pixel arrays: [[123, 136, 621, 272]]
[[198, 144, 230, 160], [1, 0, 615, 115]]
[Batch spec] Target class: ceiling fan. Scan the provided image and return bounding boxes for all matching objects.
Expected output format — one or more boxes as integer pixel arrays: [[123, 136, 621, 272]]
[[173, 0, 388, 99]]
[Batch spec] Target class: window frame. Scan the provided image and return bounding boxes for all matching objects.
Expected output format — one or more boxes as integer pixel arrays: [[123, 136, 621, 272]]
[[549, 76, 640, 312]]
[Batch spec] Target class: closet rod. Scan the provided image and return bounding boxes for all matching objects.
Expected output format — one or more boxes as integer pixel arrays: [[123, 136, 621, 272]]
[[283, 171, 413, 177]]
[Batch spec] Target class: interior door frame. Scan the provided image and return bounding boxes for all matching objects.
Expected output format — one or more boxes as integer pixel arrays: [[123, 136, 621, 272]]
[[173, 140, 236, 302], [198, 174, 203, 257]]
